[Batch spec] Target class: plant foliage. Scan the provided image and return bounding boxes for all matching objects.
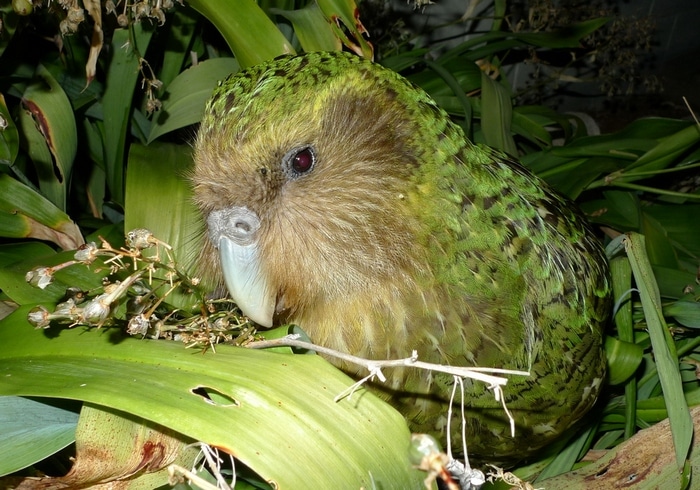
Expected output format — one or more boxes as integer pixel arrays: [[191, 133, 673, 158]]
[[0, 0, 699, 488]]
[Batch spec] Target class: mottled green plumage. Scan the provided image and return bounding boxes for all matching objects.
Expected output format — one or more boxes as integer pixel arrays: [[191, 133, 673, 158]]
[[193, 51, 611, 461]]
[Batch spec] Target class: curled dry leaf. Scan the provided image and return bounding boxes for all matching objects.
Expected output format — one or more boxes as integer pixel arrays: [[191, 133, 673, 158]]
[[83, 0, 104, 86]]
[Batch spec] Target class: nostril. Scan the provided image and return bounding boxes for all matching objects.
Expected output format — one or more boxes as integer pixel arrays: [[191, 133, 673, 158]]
[[228, 208, 260, 239], [208, 206, 261, 247], [234, 220, 252, 233]]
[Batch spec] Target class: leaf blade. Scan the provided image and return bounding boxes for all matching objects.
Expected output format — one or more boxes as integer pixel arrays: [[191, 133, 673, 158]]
[[0, 307, 423, 488]]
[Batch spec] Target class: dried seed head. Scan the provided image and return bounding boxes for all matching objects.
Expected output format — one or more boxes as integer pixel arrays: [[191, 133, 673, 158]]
[[80, 295, 111, 324], [132, 1, 150, 20], [66, 7, 84, 24], [54, 298, 79, 316], [28, 306, 51, 329], [127, 313, 151, 336], [26, 267, 54, 289], [74, 242, 99, 263], [126, 228, 156, 250]]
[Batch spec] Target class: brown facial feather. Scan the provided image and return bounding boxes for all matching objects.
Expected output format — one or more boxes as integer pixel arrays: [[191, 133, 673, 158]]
[[194, 73, 434, 328]]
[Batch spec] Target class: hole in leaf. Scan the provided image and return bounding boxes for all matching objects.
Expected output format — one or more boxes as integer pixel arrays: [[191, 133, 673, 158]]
[[191, 386, 240, 407]]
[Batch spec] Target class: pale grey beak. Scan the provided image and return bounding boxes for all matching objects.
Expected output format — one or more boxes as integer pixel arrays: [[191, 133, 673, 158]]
[[207, 206, 275, 327]]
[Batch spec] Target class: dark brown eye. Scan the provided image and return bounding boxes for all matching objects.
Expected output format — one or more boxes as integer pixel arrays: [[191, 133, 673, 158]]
[[283, 145, 316, 179], [292, 148, 314, 173]]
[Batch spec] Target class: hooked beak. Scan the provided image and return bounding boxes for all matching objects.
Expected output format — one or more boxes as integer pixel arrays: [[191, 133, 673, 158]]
[[207, 206, 275, 327]]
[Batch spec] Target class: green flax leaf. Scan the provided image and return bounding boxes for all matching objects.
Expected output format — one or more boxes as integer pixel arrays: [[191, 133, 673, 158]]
[[19, 64, 77, 210], [102, 25, 153, 205], [0, 306, 423, 488], [513, 17, 611, 48], [0, 174, 83, 249], [271, 2, 341, 53], [315, 0, 373, 59], [627, 124, 700, 173], [124, 142, 201, 309], [187, 0, 295, 68], [0, 93, 19, 166], [480, 72, 517, 156], [0, 397, 79, 477], [624, 232, 692, 468], [148, 58, 239, 143]]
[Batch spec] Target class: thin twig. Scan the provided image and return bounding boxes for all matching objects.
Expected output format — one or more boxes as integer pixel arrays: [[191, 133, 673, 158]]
[[248, 335, 530, 388]]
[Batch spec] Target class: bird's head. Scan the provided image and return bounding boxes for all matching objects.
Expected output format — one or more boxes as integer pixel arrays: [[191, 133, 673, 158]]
[[192, 52, 450, 330]]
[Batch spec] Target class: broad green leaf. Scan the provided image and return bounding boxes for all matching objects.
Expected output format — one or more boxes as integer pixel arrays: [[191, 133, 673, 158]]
[[480, 72, 517, 156], [41, 40, 103, 111], [81, 117, 105, 167], [0, 307, 424, 489], [514, 17, 611, 48], [631, 380, 700, 415], [0, 242, 56, 269], [602, 117, 691, 140], [511, 109, 553, 147], [18, 106, 61, 210], [440, 31, 521, 64], [652, 265, 698, 300], [124, 142, 201, 309], [550, 137, 650, 158], [20, 64, 78, 210], [380, 49, 431, 72], [536, 157, 620, 199], [132, 107, 151, 145], [627, 123, 700, 173], [440, 18, 610, 65], [102, 25, 153, 205], [644, 204, 700, 257], [85, 127, 107, 218], [422, 59, 473, 135], [581, 190, 640, 230], [0, 4, 21, 58], [316, 0, 373, 59], [0, 174, 83, 249], [187, 0, 295, 68], [592, 429, 623, 450], [520, 152, 580, 176], [640, 212, 678, 269], [148, 58, 239, 143], [664, 301, 700, 329], [0, 246, 105, 305], [624, 233, 692, 468], [610, 255, 633, 344], [492, 0, 506, 32], [272, 2, 340, 53], [535, 424, 596, 481], [409, 59, 481, 99], [156, 6, 201, 94], [605, 336, 644, 385], [0, 396, 79, 477], [610, 255, 637, 439], [513, 105, 588, 144], [17, 104, 57, 201], [0, 93, 19, 166], [462, 40, 530, 64]]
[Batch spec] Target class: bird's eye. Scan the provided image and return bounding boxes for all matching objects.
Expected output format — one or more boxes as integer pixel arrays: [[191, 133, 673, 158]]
[[283, 146, 316, 179], [292, 148, 314, 173]]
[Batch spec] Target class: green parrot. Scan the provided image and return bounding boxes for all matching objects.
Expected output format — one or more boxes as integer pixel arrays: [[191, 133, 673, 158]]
[[192, 51, 611, 462]]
